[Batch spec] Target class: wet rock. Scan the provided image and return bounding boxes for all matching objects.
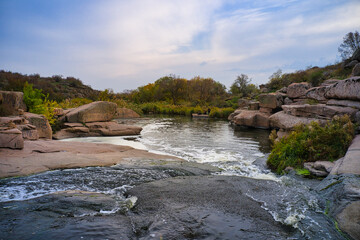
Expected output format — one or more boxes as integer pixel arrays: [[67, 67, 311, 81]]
[[24, 112, 52, 139], [0, 128, 24, 149], [0, 90, 27, 116], [281, 104, 358, 120], [65, 101, 117, 123], [306, 86, 328, 101], [351, 63, 360, 77], [287, 82, 311, 99], [115, 107, 140, 118], [258, 93, 284, 110], [326, 99, 360, 109], [324, 77, 360, 101], [233, 110, 270, 129], [269, 111, 326, 130], [336, 201, 360, 240], [304, 162, 328, 177]]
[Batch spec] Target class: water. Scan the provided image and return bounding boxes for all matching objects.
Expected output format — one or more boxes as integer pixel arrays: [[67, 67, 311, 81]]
[[0, 116, 344, 239]]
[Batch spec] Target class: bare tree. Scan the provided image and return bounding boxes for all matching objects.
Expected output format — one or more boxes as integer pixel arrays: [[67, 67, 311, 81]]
[[338, 31, 360, 60]]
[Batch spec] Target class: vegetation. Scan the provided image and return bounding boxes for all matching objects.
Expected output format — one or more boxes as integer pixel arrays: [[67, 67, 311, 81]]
[[230, 74, 260, 98], [338, 31, 360, 60], [267, 115, 355, 174]]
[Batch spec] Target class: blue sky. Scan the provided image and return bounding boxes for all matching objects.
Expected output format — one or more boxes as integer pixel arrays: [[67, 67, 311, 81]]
[[1, 0, 359, 92]]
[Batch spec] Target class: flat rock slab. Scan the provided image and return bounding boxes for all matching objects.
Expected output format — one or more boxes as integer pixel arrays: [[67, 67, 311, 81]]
[[331, 135, 360, 175], [0, 140, 219, 178]]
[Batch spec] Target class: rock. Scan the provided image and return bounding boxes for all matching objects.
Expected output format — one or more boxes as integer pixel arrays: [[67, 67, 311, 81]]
[[336, 201, 360, 240], [291, 98, 307, 105], [86, 121, 142, 136], [228, 109, 242, 121], [0, 128, 24, 149], [248, 102, 259, 110], [269, 111, 326, 130], [326, 99, 360, 109], [16, 124, 39, 140], [284, 97, 293, 105], [115, 108, 140, 118], [24, 112, 52, 139], [345, 60, 359, 68], [313, 161, 335, 173], [233, 110, 270, 129], [276, 129, 290, 141], [65, 101, 117, 123], [352, 63, 360, 76], [0, 116, 28, 126], [259, 107, 273, 114], [53, 108, 64, 116], [305, 86, 328, 101], [324, 77, 360, 101], [0, 91, 27, 116], [258, 93, 284, 109], [303, 162, 328, 177], [320, 79, 341, 86], [287, 82, 311, 99], [281, 104, 358, 120], [238, 99, 250, 109], [330, 135, 360, 175], [351, 48, 360, 62], [277, 87, 287, 93]]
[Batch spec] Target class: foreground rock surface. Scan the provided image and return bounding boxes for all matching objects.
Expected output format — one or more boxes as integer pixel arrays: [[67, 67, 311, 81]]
[[0, 140, 217, 178]]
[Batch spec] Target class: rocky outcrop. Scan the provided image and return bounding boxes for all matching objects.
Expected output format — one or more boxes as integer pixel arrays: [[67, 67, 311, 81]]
[[53, 121, 142, 140], [351, 63, 360, 76], [65, 101, 117, 123], [233, 110, 270, 129], [269, 111, 326, 130], [324, 77, 360, 101], [327, 99, 360, 109], [0, 91, 27, 116], [287, 82, 311, 99], [305, 86, 327, 101], [24, 112, 52, 139], [0, 128, 24, 149], [115, 108, 141, 118], [258, 93, 284, 110]]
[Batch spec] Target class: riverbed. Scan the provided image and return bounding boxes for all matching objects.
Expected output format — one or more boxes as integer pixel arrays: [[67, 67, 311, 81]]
[[0, 116, 345, 239]]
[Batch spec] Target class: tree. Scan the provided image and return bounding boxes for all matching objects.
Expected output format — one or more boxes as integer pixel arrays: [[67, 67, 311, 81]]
[[230, 74, 251, 97], [338, 31, 360, 60]]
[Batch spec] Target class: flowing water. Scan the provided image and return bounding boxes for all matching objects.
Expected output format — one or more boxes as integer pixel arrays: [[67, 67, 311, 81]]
[[0, 116, 344, 239]]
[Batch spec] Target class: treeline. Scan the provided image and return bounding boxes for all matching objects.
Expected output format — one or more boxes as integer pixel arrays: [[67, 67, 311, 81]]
[[0, 70, 99, 101]]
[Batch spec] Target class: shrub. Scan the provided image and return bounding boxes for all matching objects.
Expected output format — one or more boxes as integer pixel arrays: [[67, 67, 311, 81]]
[[267, 115, 355, 174]]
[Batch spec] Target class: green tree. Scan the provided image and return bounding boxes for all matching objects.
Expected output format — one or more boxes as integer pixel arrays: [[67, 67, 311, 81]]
[[230, 74, 251, 97], [338, 31, 360, 60]]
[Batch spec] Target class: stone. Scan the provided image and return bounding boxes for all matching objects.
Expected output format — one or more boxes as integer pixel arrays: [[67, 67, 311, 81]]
[[276, 129, 290, 141], [238, 99, 250, 109], [277, 87, 287, 93], [287, 82, 311, 99], [336, 201, 360, 240], [228, 109, 242, 121], [326, 99, 360, 109], [303, 162, 328, 177], [115, 108, 140, 118], [0, 128, 24, 149], [284, 97, 293, 105], [351, 48, 360, 62], [0, 91, 27, 116], [16, 124, 39, 140], [86, 121, 142, 136], [352, 63, 360, 77], [269, 111, 326, 130], [0, 116, 28, 126], [65, 101, 118, 123], [24, 112, 52, 139], [258, 93, 284, 109], [305, 86, 328, 101], [345, 60, 359, 68], [233, 110, 270, 129], [320, 79, 341, 86], [324, 77, 360, 101], [313, 161, 335, 173], [248, 102, 259, 110], [53, 108, 64, 116], [330, 135, 360, 175], [281, 104, 358, 120], [259, 107, 273, 114]]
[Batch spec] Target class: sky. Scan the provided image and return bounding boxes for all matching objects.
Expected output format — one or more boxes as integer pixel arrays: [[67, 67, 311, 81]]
[[1, 0, 360, 92]]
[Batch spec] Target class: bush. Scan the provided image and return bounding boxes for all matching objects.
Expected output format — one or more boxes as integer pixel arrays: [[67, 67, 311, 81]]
[[267, 115, 355, 174]]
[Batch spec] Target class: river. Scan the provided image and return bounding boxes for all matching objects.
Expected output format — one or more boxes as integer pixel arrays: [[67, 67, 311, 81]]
[[0, 116, 345, 239]]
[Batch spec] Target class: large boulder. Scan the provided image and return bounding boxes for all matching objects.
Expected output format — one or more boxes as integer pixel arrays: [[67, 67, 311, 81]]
[[233, 110, 270, 129], [326, 99, 360, 109], [336, 201, 360, 240], [305, 86, 328, 101], [281, 104, 358, 120], [86, 121, 142, 136], [287, 82, 311, 99], [269, 111, 326, 130], [324, 77, 360, 101], [0, 128, 24, 149], [258, 93, 284, 110], [0, 91, 27, 116], [24, 112, 52, 139], [65, 101, 117, 123], [115, 108, 140, 119], [228, 109, 242, 121]]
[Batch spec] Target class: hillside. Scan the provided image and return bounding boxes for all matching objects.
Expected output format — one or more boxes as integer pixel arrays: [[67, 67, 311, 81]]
[[0, 70, 99, 101]]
